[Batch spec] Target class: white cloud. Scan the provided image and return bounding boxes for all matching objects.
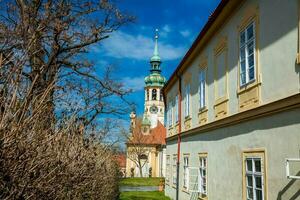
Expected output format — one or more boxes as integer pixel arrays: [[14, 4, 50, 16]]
[[121, 76, 145, 92], [97, 31, 186, 61], [180, 30, 191, 38], [162, 24, 171, 33], [160, 24, 171, 38]]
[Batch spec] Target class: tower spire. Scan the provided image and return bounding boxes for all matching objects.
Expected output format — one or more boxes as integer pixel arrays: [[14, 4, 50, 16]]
[[153, 29, 159, 57], [150, 29, 161, 73]]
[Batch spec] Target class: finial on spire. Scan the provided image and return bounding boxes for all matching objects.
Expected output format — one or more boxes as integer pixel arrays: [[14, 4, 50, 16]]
[[155, 28, 159, 40], [153, 28, 159, 57]]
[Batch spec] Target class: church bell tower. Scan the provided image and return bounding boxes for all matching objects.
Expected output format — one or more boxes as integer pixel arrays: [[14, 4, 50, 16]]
[[143, 29, 166, 129]]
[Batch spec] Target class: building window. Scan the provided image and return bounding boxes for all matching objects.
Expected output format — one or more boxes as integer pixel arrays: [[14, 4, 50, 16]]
[[152, 89, 157, 100], [184, 84, 190, 117], [245, 156, 264, 200], [166, 156, 170, 183], [199, 156, 207, 196], [183, 155, 189, 189], [199, 69, 206, 109], [240, 22, 255, 86], [172, 155, 177, 186], [147, 89, 149, 100], [175, 95, 179, 123], [167, 103, 172, 127]]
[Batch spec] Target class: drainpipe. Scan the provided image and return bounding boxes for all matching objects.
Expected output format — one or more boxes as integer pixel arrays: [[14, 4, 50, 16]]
[[176, 73, 182, 200]]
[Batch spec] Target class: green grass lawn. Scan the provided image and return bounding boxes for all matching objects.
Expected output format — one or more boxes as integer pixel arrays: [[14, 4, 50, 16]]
[[119, 177, 163, 186], [119, 191, 170, 200]]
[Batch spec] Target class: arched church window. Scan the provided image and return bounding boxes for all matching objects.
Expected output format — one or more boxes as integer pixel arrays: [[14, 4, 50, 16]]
[[152, 89, 157, 100], [147, 89, 149, 100], [139, 154, 148, 160]]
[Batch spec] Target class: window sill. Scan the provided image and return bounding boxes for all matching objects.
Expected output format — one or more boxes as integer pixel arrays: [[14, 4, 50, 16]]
[[184, 116, 191, 121], [182, 188, 190, 194], [172, 185, 177, 189], [214, 96, 229, 107], [198, 107, 208, 113], [237, 80, 261, 95], [198, 194, 208, 200]]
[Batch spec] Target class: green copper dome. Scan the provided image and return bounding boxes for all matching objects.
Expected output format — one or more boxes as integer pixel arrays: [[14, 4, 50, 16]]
[[145, 74, 166, 87], [142, 116, 151, 126], [144, 29, 166, 87]]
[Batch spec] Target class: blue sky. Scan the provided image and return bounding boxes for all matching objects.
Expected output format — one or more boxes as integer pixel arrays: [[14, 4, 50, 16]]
[[89, 0, 220, 122]]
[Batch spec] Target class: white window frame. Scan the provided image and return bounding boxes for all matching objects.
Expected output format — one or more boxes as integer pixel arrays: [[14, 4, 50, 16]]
[[199, 156, 207, 195], [245, 157, 264, 200], [199, 69, 206, 109], [172, 156, 177, 186], [239, 22, 256, 86], [184, 84, 190, 117], [166, 156, 170, 182], [167, 103, 172, 127], [175, 95, 179, 123], [183, 156, 189, 189]]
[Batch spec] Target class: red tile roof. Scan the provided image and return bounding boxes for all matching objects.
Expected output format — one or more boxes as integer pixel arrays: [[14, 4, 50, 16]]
[[114, 154, 126, 168], [127, 119, 166, 146]]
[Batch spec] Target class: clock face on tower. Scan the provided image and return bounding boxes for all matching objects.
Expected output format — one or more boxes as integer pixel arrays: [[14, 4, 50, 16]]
[[150, 105, 158, 114]]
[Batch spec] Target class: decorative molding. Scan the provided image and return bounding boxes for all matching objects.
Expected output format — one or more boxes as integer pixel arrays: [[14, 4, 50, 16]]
[[166, 93, 300, 141], [242, 149, 267, 200], [238, 82, 261, 112], [214, 98, 228, 120], [214, 36, 228, 114], [237, 4, 261, 112], [198, 108, 208, 125], [184, 117, 192, 131]]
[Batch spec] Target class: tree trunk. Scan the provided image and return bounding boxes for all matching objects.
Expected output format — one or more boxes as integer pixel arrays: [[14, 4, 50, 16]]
[[138, 160, 143, 177]]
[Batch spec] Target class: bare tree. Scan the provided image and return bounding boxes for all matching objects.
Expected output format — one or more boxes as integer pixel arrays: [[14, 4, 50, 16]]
[[0, 52, 123, 199], [0, 0, 135, 131], [124, 119, 152, 178], [0, 0, 136, 199]]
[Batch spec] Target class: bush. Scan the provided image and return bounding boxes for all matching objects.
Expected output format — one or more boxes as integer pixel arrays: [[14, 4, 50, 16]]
[[0, 121, 120, 199]]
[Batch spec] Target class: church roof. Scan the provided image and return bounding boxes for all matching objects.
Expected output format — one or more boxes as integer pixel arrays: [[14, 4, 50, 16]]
[[114, 154, 126, 168], [127, 119, 166, 146]]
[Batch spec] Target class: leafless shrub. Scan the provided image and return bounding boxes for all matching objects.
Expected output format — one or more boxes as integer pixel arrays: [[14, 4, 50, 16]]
[[0, 0, 135, 199]]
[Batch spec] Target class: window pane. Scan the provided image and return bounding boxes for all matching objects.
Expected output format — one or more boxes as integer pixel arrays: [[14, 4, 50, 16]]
[[247, 187, 253, 199], [248, 41, 254, 55], [255, 176, 262, 189], [255, 160, 261, 172], [240, 47, 246, 60], [247, 175, 253, 187], [249, 67, 254, 81], [256, 189, 263, 200], [247, 24, 254, 40], [241, 31, 246, 45], [248, 54, 254, 67], [246, 159, 253, 171]]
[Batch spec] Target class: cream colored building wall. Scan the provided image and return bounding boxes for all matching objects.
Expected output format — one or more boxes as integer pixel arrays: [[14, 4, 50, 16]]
[[166, 0, 300, 136], [125, 146, 162, 177], [165, 108, 300, 200]]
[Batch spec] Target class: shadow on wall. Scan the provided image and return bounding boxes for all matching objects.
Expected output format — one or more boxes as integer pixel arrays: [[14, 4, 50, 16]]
[[277, 171, 300, 200], [183, 108, 300, 143]]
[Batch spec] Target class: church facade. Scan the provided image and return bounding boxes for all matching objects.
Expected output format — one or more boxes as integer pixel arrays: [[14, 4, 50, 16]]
[[125, 31, 167, 178]]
